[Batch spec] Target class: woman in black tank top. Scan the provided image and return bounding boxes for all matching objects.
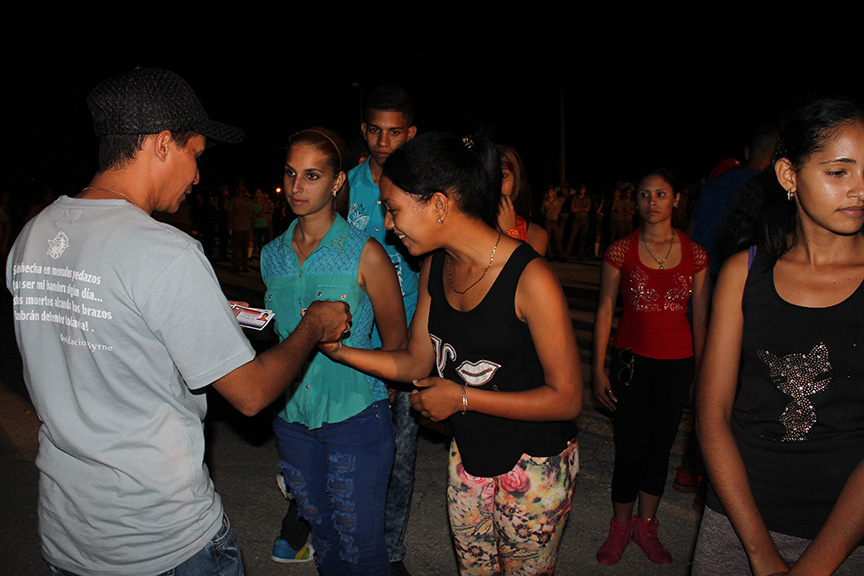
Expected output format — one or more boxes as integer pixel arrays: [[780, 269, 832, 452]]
[[692, 98, 864, 576], [322, 131, 583, 575]]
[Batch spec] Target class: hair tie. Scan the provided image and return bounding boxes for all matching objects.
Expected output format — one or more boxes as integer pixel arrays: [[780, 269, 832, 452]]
[[462, 135, 474, 149], [291, 129, 343, 171]]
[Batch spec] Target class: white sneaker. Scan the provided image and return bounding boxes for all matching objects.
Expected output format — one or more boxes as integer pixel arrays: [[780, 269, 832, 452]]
[[275, 472, 291, 500]]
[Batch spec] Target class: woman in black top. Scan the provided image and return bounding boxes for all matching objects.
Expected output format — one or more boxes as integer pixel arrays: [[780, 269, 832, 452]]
[[693, 97, 864, 575], [324, 132, 582, 575]]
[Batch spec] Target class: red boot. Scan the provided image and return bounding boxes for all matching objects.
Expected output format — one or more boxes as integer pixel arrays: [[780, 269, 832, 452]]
[[632, 516, 672, 564], [596, 516, 633, 565]]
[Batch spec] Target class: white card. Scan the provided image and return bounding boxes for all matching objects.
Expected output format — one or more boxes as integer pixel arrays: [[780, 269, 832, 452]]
[[231, 304, 275, 331]]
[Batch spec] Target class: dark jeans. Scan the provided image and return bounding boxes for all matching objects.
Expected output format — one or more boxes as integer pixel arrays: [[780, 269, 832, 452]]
[[385, 389, 420, 563], [273, 402, 395, 575], [610, 350, 693, 502], [46, 514, 244, 576]]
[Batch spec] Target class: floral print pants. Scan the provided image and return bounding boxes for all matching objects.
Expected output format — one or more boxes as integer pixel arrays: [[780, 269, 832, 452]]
[[447, 439, 579, 575]]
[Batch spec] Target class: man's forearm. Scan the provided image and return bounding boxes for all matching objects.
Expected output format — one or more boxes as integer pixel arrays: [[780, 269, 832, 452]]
[[212, 300, 350, 416], [213, 320, 319, 416]]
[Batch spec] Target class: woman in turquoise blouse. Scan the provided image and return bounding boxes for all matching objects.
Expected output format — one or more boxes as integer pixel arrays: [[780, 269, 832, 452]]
[[260, 127, 407, 575]]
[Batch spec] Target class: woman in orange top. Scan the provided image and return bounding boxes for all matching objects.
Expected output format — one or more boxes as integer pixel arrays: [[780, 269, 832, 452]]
[[496, 144, 548, 255]]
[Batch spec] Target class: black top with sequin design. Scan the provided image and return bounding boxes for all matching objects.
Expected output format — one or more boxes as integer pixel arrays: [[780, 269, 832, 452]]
[[706, 247, 864, 539]]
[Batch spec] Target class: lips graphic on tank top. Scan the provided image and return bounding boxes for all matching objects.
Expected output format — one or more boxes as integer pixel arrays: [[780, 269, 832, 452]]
[[455, 359, 501, 387]]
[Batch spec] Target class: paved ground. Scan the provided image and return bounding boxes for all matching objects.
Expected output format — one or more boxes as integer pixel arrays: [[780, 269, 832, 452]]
[[0, 255, 706, 575]]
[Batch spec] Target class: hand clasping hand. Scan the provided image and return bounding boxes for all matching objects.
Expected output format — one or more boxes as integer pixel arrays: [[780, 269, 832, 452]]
[[304, 300, 351, 343]]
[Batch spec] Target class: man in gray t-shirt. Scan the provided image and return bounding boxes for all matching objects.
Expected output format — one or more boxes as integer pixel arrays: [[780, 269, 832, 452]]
[[6, 67, 350, 576]]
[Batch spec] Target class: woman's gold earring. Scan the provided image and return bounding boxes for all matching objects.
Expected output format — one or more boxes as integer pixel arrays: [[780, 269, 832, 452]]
[[787, 189, 794, 202]]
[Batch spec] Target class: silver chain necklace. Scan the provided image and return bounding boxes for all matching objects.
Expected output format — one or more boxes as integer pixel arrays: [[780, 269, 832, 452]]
[[642, 230, 675, 269], [81, 186, 139, 208], [447, 232, 502, 294]]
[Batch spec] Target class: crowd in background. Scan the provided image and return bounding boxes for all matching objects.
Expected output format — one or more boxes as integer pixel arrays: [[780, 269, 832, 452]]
[[0, 170, 705, 273], [536, 178, 699, 262]]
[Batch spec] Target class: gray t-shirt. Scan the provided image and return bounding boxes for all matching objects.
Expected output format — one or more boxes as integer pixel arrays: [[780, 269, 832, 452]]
[[6, 196, 256, 575]]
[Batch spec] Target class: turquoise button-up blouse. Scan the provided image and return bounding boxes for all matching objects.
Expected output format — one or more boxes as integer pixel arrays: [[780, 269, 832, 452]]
[[260, 215, 387, 429]]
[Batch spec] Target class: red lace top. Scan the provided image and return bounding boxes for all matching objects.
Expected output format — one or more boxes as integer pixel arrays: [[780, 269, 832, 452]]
[[604, 229, 708, 359]]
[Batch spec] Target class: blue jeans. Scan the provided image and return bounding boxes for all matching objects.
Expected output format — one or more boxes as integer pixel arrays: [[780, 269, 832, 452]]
[[46, 514, 244, 575], [385, 389, 419, 563], [274, 402, 395, 575]]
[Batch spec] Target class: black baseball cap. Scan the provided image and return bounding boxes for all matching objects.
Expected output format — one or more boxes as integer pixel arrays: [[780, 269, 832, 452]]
[[86, 67, 244, 143]]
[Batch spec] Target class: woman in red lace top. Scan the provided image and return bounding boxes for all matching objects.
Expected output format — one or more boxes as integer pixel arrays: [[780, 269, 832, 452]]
[[592, 168, 710, 566]]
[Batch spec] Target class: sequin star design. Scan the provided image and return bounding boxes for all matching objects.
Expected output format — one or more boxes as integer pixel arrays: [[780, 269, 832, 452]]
[[757, 342, 832, 442]]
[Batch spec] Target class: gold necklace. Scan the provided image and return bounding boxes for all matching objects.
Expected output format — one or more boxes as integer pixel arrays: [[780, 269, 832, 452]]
[[293, 238, 308, 260], [642, 230, 675, 269], [447, 232, 502, 294], [81, 186, 139, 208], [293, 232, 323, 261]]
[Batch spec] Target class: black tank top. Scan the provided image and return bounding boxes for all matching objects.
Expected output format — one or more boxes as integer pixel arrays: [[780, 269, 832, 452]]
[[706, 247, 864, 538], [428, 243, 576, 477]]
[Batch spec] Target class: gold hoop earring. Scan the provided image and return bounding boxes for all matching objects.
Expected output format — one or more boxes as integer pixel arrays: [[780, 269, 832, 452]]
[[787, 189, 795, 202]]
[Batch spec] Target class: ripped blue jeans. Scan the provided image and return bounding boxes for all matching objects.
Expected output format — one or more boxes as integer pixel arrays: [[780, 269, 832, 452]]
[[273, 402, 394, 575]]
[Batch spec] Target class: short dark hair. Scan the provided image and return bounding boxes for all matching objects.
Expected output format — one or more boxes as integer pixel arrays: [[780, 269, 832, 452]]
[[96, 130, 195, 172], [382, 131, 501, 225], [720, 97, 864, 265], [748, 123, 779, 159], [364, 85, 415, 125]]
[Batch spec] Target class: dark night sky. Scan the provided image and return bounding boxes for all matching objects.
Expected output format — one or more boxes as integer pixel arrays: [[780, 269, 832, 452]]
[[7, 2, 863, 206]]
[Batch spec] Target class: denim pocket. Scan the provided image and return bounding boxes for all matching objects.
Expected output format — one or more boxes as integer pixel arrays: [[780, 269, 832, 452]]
[[157, 514, 244, 576], [211, 513, 233, 548]]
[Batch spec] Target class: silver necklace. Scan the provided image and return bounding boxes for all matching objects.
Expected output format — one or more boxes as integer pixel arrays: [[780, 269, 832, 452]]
[[447, 232, 502, 295], [642, 230, 675, 269], [81, 186, 138, 208]]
